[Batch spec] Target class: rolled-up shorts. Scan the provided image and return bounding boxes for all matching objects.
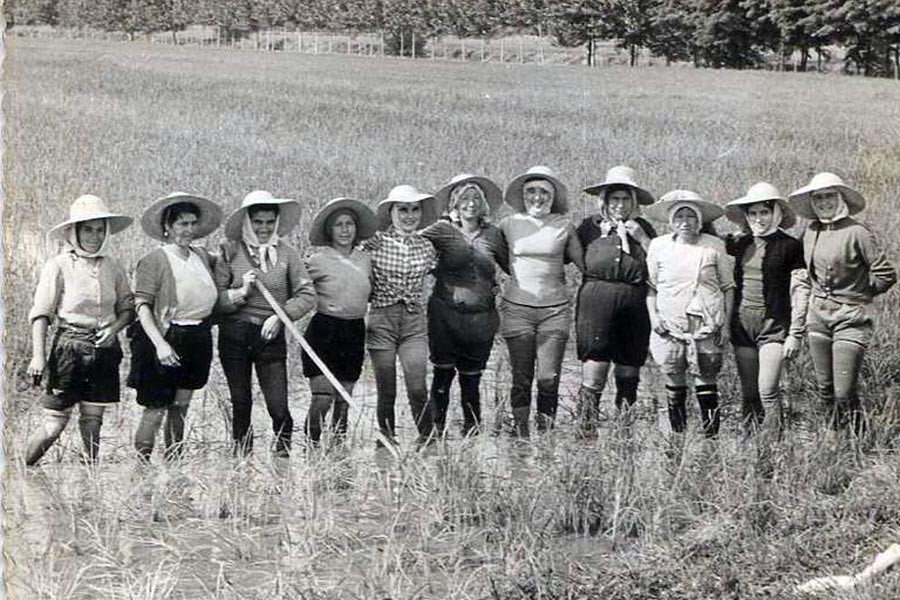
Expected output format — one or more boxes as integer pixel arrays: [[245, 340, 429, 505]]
[[499, 299, 571, 341], [303, 312, 366, 382], [43, 327, 123, 411], [428, 295, 499, 372], [806, 295, 873, 348], [366, 303, 427, 351], [649, 317, 723, 378], [576, 280, 650, 366], [731, 305, 788, 348], [127, 321, 213, 408]]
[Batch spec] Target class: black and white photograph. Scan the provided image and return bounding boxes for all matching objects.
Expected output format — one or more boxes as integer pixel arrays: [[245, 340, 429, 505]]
[[2, 0, 899, 597]]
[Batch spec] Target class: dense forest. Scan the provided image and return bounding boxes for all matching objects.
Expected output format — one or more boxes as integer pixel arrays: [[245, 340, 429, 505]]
[[7, 0, 900, 76]]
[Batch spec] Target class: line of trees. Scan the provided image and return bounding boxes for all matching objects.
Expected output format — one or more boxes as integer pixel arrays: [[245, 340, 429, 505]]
[[7, 0, 900, 76]]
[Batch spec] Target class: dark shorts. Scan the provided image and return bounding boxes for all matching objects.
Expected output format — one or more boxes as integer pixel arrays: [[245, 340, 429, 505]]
[[302, 313, 366, 382], [219, 319, 287, 364], [576, 280, 650, 367], [428, 295, 499, 373], [127, 321, 213, 408], [43, 327, 123, 411], [731, 305, 788, 348]]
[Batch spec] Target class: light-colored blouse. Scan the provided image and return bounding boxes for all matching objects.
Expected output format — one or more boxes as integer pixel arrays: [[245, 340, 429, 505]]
[[306, 246, 371, 319], [499, 213, 574, 307], [164, 245, 217, 322]]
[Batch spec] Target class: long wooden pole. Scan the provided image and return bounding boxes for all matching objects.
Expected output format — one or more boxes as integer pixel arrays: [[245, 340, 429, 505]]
[[254, 281, 400, 458]]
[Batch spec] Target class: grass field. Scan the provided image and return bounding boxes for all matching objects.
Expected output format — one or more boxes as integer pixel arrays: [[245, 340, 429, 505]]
[[3, 37, 900, 599]]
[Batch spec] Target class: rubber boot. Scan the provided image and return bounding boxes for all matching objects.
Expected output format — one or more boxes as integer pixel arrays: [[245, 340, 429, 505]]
[[305, 392, 333, 445], [430, 367, 456, 438], [458, 373, 482, 436], [666, 385, 688, 434], [331, 396, 349, 441], [512, 406, 531, 438], [614, 376, 640, 411], [696, 384, 720, 439]]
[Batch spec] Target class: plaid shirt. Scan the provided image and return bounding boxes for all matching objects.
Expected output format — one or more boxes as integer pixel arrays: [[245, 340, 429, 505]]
[[362, 227, 437, 312]]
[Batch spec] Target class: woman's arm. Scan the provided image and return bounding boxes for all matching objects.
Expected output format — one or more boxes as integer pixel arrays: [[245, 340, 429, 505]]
[[27, 317, 50, 380], [137, 304, 179, 366], [858, 227, 897, 296], [565, 225, 585, 272], [784, 268, 810, 359], [646, 290, 667, 335]]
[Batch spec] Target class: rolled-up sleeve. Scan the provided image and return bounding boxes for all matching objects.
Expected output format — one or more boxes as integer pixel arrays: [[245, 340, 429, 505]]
[[283, 252, 317, 320], [716, 248, 736, 291], [645, 239, 660, 291], [132, 253, 162, 310], [859, 228, 897, 296], [28, 259, 62, 322], [113, 262, 135, 316]]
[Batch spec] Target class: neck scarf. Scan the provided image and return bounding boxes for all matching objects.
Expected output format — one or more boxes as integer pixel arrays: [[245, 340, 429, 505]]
[[745, 201, 783, 238], [813, 192, 850, 225], [242, 212, 281, 273], [598, 189, 639, 254], [66, 220, 109, 258]]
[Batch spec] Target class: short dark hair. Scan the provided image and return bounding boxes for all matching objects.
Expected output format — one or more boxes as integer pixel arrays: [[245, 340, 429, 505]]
[[248, 204, 280, 219], [162, 202, 201, 229]]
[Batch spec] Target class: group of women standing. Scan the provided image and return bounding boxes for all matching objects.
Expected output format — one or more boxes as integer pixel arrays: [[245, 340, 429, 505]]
[[23, 167, 896, 465]]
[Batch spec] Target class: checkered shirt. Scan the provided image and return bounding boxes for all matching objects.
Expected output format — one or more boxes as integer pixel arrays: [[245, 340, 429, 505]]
[[362, 228, 437, 312]]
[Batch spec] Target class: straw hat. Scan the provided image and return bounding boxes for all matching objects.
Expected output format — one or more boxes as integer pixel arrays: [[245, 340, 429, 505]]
[[309, 197, 378, 246], [583, 165, 655, 206], [140, 192, 223, 242], [644, 189, 724, 224], [788, 172, 866, 220], [376, 185, 439, 231], [223, 190, 302, 241], [48, 194, 133, 240], [725, 182, 796, 229], [433, 173, 503, 216], [504, 166, 568, 214]]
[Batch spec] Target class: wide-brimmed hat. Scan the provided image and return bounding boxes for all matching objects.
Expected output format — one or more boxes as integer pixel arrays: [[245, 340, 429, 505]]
[[140, 191, 223, 242], [583, 165, 655, 206], [434, 173, 503, 216], [644, 189, 724, 224], [376, 185, 439, 231], [309, 197, 378, 246], [788, 172, 866, 220], [223, 190, 302, 241], [504, 166, 569, 214], [48, 194, 133, 240], [725, 182, 796, 229]]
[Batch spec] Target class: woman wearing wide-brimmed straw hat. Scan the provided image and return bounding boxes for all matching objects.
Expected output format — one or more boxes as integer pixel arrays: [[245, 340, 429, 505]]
[[644, 190, 734, 438], [361, 184, 439, 447], [128, 192, 223, 461], [497, 166, 584, 437], [420, 173, 508, 437], [788, 172, 896, 433], [303, 197, 377, 445], [214, 190, 316, 457], [724, 182, 807, 438], [575, 166, 657, 434], [24, 195, 135, 466]]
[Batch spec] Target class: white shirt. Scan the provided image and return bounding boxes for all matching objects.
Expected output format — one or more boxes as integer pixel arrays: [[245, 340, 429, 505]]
[[163, 245, 217, 323]]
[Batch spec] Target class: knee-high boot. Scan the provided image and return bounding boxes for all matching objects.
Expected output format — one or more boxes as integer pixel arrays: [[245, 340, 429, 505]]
[[614, 375, 640, 410], [78, 410, 104, 464], [666, 385, 688, 433], [430, 367, 456, 437], [458, 373, 482, 436], [696, 384, 720, 438]]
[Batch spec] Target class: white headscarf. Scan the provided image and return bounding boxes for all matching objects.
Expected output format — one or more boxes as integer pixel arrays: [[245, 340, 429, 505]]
[[744, 201, 783, 238], [448, 182, 489, 223], [598, 188, 639, 254], [812, 191, 850, 225], [66, 220, 110, 258], [242, 212, 281, 273], [523, 179, 555, 218], [668, 202, 703, 228]]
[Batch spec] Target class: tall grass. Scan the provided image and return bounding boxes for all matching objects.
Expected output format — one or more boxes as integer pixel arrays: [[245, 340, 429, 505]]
[[3, 37, 900, 599]]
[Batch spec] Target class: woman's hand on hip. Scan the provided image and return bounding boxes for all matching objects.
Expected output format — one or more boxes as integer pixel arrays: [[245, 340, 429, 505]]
[[261, 315, 282, 342], [783, 335, 801, 360], [94, 326, 117, 348]]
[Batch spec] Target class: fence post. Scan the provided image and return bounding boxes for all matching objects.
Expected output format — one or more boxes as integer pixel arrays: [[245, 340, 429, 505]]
[[381, 31, 385, 57], [538, 25, 545, 64], [347, 31, 352, 55], [328, 33, 332, 53], [297, 31, 301, 52], [400, 31, 404, 57], [412, 31, 416, 58], [461, 38, 465, 61], [500, 38, 504, 63], [519, 37, 524, 63], [481, 38, 485, 62], [314, 32, 318, 55]]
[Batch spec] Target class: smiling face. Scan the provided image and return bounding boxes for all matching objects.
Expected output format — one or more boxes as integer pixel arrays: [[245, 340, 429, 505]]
[[605, 189, 635, 221], [671, 206, 700, 240], [166, 211, 199, 247], [249, 208, 278, 244], [454, 186, 487, 221], [745, 202, 775, 235], [523, 180, 554, 218], [810, 188, 842, 221], [391, 202, 422, 233], [76, 219, 107, 254], [329, 211, 357, 250]]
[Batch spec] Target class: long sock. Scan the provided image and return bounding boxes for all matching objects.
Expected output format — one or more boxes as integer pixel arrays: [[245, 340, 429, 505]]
[[458, 373, 482, 435], [614, 376, 640, 410], [135, 408, 165, 461], [164, 403, 189, 462], [430, 367, 456, 436], [666, 385, 688, 433], [25, 409, 71, 466], [696, 384, 720, 438], [78, 410, 104, 464], [578, 385, 602, 433], [305, 392, 333, 444]]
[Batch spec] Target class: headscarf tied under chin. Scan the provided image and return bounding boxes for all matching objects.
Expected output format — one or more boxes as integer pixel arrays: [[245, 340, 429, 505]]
[[668, 202, 703, 229], [743, 201, 784, 238], [66, 221, 110, 258], [448, 183, 489, 223], [242, 212, 281, 273], [813, 190, 850, 225], [598, 188, 639, 255]]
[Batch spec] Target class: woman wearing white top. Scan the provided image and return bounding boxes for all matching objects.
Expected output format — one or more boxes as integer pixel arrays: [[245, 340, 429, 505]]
[[128, 192, 223, 461], [644, 190, 734, 438]]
